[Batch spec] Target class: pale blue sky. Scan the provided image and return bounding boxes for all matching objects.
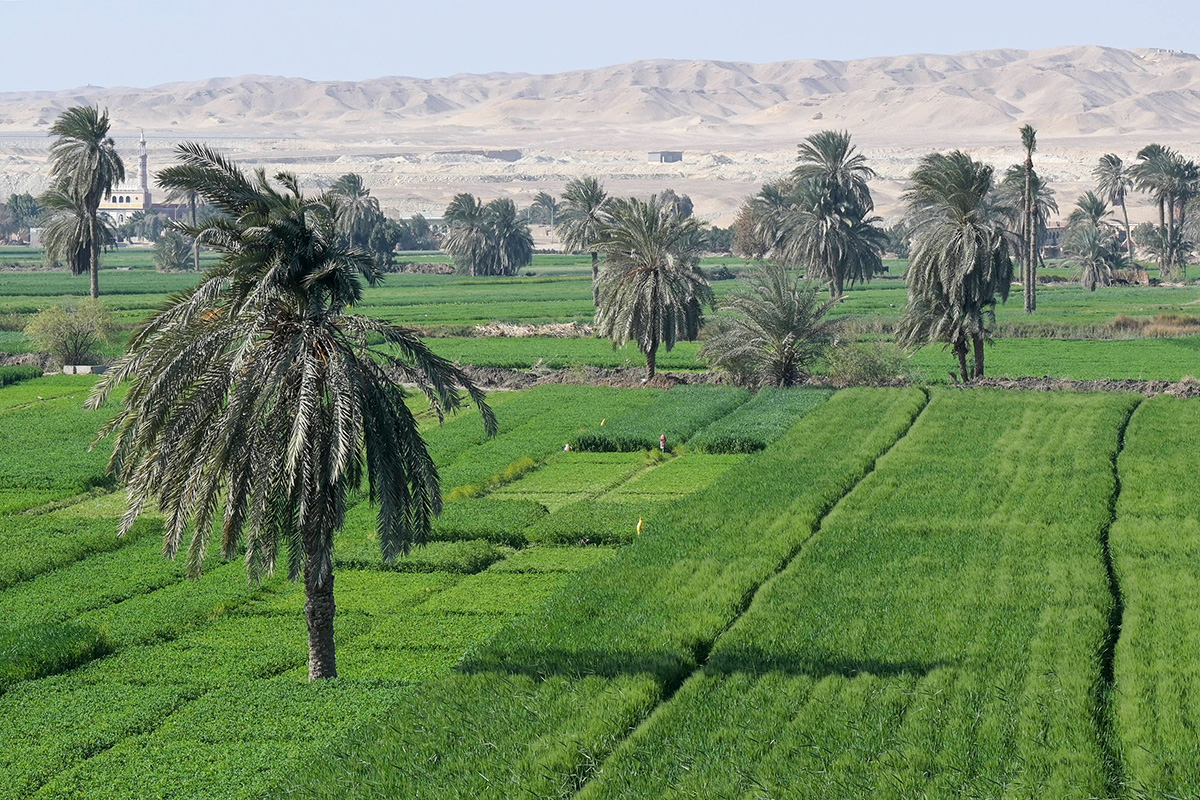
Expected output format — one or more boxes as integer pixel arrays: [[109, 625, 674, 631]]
[[0, 0, 1195, 92]]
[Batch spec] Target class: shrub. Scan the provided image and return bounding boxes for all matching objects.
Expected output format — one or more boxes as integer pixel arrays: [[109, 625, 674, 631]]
[[22, 299, 115, 366], [823, 340, 910, 387]]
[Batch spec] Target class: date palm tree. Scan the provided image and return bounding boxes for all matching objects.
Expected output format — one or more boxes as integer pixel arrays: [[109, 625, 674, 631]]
[[40, 187, 115, 278], [556, 177, 611, 305], [898, 150, 1013, 382], [594, 196, 712, 380], [1066, 191, 1113, 232], [1018, 125, 1038, 313], [1064, 224, 1126, 291], [792, 129, 876, 213], [87, 143, 495, 680], [756, 132, 886, 298], [1094, 154, 1135, 263], [330, 173, 380, 249], [531, 191, 559, 228], [700, 261, 839, 387], [45, 106, 125, 298], [164, 186, 203, 271], [485, 198, 534, 276], [443, 193, 492, 276]]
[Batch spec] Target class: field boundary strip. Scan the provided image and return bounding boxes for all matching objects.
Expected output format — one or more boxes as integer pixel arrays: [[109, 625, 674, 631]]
[[564, 388, 932, 800], [1096, 396, 1141, 798]]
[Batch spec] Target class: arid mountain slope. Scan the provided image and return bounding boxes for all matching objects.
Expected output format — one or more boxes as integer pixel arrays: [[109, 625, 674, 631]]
[[1, 46, 1198, 222]]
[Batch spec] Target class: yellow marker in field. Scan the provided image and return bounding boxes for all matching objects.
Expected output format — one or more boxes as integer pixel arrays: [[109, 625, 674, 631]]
[[601, 419, 606, 426], [637, 518, 643, 536]]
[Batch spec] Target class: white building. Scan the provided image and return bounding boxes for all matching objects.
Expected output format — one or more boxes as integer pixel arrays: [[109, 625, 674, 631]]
[[98, 132, 152, 225]]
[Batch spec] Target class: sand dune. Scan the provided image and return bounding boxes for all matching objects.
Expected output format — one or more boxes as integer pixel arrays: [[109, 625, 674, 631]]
[[2, 46, 1200, 223]]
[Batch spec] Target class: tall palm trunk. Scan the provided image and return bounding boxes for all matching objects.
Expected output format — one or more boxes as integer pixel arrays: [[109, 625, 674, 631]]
[[971, 333, 985, 379], [88, 212, 99, 299], [646, 340, 658, 381], [832, 269, 844, 299], [954, 337, 969, 384], [1120, 199, 1134, 264], [190, 197, 200, 272], [304, 539, 337, 680], [591, 251, 600, 306], [1024, 169, 1035, 313]]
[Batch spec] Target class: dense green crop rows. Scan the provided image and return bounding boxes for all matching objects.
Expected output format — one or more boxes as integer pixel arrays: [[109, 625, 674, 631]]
[[1111, 396, 1200, 797], [0, 366, 40, 387], [426, 336, 703, 369], [438, 386, 657, 493], [286, 388, 927, 797], [686, 387, 832, 452], [580, 390, 1137, 798], [570, 385, 751, 452]]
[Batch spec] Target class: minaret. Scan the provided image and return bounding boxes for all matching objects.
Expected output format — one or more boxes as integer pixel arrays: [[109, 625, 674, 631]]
[[138, 131, 151, 205]]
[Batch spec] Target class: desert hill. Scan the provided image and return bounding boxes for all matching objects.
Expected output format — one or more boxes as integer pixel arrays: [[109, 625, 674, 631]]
[[2, 46, 1199, 223]]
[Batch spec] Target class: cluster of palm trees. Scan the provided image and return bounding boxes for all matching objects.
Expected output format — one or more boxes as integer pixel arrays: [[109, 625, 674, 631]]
[[738, 131, 887, 298], [1093, 146, 1199, 280], [442, 194, 534, 276]]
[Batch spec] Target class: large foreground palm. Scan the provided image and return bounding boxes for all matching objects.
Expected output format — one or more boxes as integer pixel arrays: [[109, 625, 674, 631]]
[[594, 196, 712, 380], [87, 144, 495, 680], [899, 150, 1013, 382], [45, 106, 125, 298]]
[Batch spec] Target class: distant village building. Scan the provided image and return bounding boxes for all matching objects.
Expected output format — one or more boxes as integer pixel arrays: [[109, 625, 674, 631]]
[[649, 151, 683, 163], [98, 132, 153, 225]]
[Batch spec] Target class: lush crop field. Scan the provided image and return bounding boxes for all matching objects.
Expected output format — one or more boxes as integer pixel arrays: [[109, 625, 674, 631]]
[[1110, 396, 1200, 798], [571, 385, 750, 451], [579, 390, 1138, 798], [1, 373, 1199, 798], [288, 388, 929, 797]]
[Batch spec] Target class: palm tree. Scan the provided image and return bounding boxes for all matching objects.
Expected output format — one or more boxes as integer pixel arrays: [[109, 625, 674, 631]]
[[330, 173, 380, 249], [1094, 154, 1135, 263], [556, 177, 611, 306], [593, 196, 713, 380], [792, 129, 876, 213], [87, 143, 495, 680], [775, 181, 887, 298], [485, 198, 533, 276], [531, 191, 559, 228], [45, 106, 125, 299], [40, 187, 115, 277], [443, 193, 492, 276], [755, 132, 887, 298], [700, 261, 839, 387], [1064, 224, 1126, 291], [1018, 125, 1038, 313], [898, 151, 1014, 382], [164, 186, 203, 271], [1066, 191, 1114, 232]]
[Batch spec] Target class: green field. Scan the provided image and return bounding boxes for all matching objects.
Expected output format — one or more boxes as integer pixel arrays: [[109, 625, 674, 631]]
[[0, 375, 1197, 798], [5, 251, 1200, 382]]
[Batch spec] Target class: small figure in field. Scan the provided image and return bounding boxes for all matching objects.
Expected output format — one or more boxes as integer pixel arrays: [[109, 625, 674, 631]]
[[659, 434, 667, 452], [563, 443, 570, 452]]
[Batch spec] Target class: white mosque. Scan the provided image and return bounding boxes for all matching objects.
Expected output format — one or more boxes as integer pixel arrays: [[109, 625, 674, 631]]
[[97, 132, 152, 225]]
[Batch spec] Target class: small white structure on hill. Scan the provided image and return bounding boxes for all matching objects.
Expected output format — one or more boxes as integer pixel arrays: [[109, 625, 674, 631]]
[[649, 151, 683, 163]]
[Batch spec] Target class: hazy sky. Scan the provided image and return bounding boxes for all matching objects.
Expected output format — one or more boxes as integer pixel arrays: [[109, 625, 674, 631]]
[[0, 0, 1196, 92]]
